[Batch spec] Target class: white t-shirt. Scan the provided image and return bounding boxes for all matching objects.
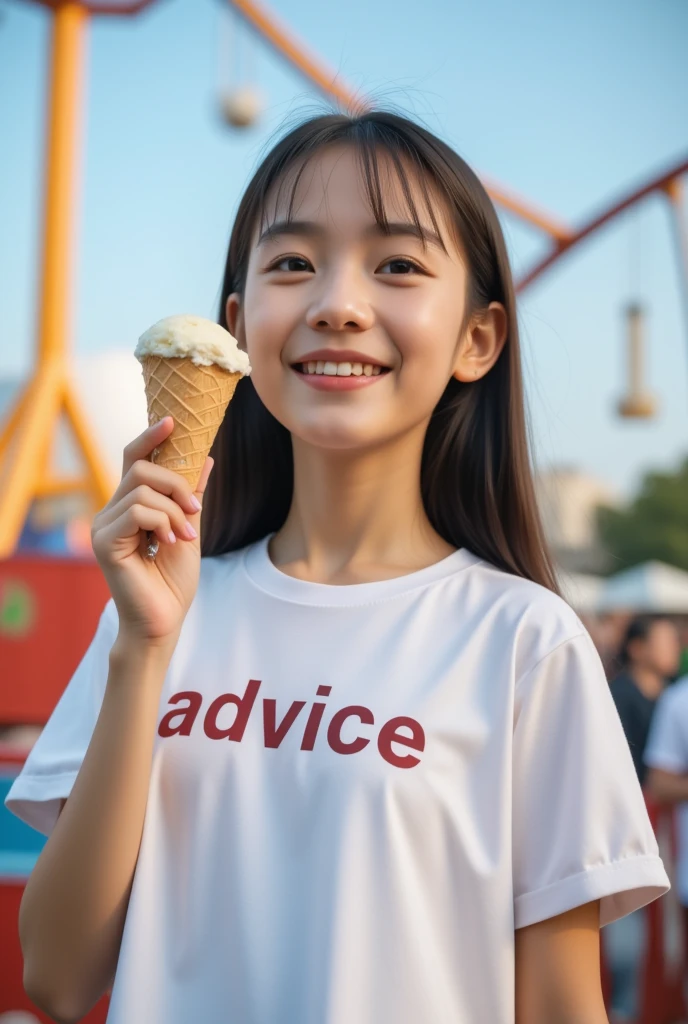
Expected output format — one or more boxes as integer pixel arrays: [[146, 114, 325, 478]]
[[6, 536, 669, 1023], [643, 675, 688, 905]]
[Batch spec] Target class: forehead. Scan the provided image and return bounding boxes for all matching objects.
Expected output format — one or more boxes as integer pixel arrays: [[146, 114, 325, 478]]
[[259, 143, 458, 248]]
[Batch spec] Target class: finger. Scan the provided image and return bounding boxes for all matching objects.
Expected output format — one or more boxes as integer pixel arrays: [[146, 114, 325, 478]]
[[110, 456, 202, 518], [173, 454, 214, 525], [194, 457, 214, 497], [96, 484, 198, 542], [93, 504, 178, 558], [183, 457, 215, 535], [121, 417, 174, 479]]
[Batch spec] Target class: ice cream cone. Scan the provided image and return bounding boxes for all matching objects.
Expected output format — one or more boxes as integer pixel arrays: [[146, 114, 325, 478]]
[[140, 355, 242, 490], [134, 314, 251, 495]]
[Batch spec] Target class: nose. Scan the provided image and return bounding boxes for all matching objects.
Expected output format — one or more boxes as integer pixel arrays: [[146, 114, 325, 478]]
[[305, 265, 374, 333]]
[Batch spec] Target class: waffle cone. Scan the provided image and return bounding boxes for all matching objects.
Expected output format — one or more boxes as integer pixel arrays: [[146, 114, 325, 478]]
[[141, 355, 242, 489]]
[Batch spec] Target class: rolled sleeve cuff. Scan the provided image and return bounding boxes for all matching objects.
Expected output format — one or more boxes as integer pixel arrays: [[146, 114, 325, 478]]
[[514, 854, 670, 929], [4, 770, 79, 837]]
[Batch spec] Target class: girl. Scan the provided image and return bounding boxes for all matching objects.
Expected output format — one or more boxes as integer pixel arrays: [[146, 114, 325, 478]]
[[8, 111, 669, 1024]]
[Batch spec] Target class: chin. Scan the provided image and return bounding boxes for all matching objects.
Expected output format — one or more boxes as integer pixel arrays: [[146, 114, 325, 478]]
[[291, 417, 387, 453]]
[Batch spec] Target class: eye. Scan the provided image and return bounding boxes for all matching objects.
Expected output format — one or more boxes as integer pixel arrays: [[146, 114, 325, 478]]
[[378, 257, 424, 275], [269, 255, 313, 272]]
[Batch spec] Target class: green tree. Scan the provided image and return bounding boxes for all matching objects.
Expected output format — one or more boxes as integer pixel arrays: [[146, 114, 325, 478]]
[[597, 456, 688, 573]]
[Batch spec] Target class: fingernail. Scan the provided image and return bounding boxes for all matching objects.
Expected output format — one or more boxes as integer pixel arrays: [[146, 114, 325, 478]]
[[190, 495, 202, 512], [184, 523, 198, 539]]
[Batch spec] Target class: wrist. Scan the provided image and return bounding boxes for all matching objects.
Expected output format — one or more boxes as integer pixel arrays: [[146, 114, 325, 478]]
[[110, 629, 178, 672]]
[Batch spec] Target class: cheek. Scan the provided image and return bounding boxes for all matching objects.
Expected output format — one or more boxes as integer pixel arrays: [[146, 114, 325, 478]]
[[239, 294, 285, 413], [243, 279, 282, 345], [386, 290, 462, 384], [242, 281, 300, 385]]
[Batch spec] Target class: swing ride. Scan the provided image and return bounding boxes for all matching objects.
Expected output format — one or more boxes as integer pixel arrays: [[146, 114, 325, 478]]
[[0, 0, 686, 562]]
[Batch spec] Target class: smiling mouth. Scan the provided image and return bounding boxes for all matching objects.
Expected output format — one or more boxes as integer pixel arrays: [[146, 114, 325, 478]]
[[293, 360, 391, 378]]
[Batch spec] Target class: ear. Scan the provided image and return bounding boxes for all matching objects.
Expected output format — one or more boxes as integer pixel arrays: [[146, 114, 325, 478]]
[[452, 301, 508, 382], [225, 293, 246, 347]]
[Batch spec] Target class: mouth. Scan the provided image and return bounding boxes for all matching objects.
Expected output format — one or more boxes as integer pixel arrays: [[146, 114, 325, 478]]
[[289, 348, 393, 391], [290, 358, 392, 392], [292, 359, 391, 378]]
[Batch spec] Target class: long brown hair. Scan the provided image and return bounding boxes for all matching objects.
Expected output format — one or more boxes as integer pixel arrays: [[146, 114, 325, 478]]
[[201, 110, 559, 594]]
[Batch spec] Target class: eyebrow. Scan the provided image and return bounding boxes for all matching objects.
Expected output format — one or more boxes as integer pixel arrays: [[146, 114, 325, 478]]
[[257, 219, 446, 252]]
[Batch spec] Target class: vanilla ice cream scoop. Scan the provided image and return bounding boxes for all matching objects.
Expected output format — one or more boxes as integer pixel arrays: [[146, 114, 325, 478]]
[[134, 314, 251, 375]]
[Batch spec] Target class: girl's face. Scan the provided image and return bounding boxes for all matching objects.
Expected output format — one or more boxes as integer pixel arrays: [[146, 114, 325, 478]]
[[228, 145, 504, 452]]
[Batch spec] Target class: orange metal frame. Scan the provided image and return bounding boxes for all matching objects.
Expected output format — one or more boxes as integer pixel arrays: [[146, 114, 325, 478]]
[[1, 0, 686, 560]]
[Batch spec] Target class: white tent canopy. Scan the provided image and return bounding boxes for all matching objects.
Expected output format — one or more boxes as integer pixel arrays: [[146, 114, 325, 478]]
[[555, 562, 688, 615], [596, 561, 688, 614]]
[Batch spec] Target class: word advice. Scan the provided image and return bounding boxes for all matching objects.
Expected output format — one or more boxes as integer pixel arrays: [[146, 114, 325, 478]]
[[158, 681, 425, 769]]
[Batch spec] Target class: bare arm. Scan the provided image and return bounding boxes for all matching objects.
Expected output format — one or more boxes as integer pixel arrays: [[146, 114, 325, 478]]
[[645, 766, 688, 805], [515, 900, 609, 1023], [19, 634, 175, 1024]]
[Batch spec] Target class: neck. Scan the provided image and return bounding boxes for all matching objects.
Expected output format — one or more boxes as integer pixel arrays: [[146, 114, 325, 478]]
[[628, 665, 665, 700], [270, 424, 456, 583]]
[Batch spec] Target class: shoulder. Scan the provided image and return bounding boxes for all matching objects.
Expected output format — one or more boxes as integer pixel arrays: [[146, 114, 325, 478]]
[[644, 676, 688, 768], [463, 553, 588, 682], [657, 674, 688, 712]]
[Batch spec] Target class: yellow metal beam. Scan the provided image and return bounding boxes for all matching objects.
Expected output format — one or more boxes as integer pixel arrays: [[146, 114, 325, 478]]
[[0, 385, 33, 465], [35, 476, 93, 498], [37, 1, 87, 363], [0, 363, 63, 556], [0, 1, 116, 558]]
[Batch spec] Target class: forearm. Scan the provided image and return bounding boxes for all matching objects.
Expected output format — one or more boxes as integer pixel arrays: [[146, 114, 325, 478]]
[[645, 766, 688, 804], [515, 901, 608, 1024], [19, 635, 172, 1023]]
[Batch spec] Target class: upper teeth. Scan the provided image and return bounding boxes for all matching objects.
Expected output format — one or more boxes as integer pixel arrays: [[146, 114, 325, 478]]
[[302, 361, 383, 377]]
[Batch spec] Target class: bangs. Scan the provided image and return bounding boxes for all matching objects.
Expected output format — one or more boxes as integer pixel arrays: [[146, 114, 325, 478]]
[[255, 127, 451, 256], [215, 110, 557, 592]]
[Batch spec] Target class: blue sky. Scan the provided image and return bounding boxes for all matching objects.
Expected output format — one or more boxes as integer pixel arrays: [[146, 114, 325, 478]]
[[1, 0, 686, 497]]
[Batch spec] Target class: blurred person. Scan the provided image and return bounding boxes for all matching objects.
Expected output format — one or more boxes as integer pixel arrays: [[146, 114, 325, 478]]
[[5, 111, 670, 1024], [595, 612, 632, 678], [610, 616, 681, 785], [644, 671, 688, 980], [604, 615, 681, 1020]]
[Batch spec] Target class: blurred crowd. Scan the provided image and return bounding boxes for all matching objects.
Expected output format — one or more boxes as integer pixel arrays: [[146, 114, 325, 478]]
[[588, 611, 688, 1021]]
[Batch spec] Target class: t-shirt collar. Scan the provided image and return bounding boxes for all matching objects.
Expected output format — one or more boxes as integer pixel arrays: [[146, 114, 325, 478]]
[[241, 532, 479, 607]]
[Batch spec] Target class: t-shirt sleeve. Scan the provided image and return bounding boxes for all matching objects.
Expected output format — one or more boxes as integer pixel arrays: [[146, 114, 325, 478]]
[[512, 630, 670, 930], [4, 597, 119, 837], [644, 684, 688, 774]]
